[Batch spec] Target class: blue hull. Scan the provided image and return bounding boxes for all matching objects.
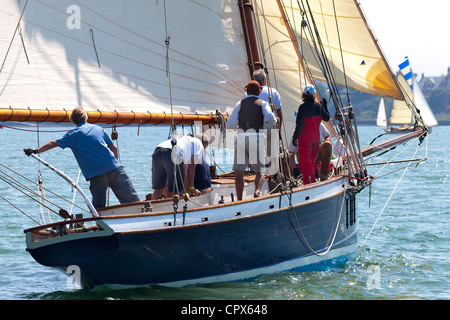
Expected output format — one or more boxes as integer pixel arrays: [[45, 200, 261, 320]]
[[27, 191, 358, 289]]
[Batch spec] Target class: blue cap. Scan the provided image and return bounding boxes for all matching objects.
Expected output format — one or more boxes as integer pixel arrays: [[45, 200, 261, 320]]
[[304, 85, 315, 95]]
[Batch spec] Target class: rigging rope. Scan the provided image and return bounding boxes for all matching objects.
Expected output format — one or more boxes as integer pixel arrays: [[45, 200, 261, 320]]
[[369, 133, 426, 177], [0, 162, 91, 215], [162, 0, 176, 133], [0, 0, 29, 74], [251, 1, 293, 185], [287, 187, 346, 256], [331, 0, 350, 105], [290, 0, 366, 181], [0, 193, 40, 225], [361, 143, 422, 247]]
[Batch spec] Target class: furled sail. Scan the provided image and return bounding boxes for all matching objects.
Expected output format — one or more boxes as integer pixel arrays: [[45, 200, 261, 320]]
[[0, 0, 250, 124]]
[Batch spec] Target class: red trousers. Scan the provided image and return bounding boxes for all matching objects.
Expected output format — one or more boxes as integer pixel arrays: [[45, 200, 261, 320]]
[[297, 116, 322, 185]]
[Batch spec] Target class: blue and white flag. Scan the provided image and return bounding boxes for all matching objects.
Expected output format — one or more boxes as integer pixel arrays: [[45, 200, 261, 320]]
[[399, 56, 413, 90]]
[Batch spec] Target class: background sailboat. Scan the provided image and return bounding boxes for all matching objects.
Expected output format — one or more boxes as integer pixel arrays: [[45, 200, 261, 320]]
[[0, 0, 428, 289], [379, 57, 438, 133], [377, 98, 387, 127]]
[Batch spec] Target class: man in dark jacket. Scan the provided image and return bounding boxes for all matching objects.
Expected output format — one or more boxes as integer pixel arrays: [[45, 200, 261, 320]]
[[292, 85, 330, 185], [226, 81, 277, 200]]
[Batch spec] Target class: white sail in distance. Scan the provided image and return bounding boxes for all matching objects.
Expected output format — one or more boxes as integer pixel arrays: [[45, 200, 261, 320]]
[[412, 75, 438, 127], [390, 57, 437, 127], [376, 98, 387, 127]]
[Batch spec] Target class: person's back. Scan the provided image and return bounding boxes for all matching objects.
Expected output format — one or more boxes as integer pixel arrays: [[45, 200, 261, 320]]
[[56, 122, 120, 180], [296, 99, 323, 144], [171, 135, 204, 165], [227, 80, 277, 200], [243, 69, 281, 108], [238, 96, 264, 132], [292, 85, 330, 185], [24, 107, 140, 209]]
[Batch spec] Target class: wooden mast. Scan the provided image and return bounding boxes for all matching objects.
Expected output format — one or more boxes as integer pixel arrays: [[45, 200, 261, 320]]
[[238, 0, 263, 77]]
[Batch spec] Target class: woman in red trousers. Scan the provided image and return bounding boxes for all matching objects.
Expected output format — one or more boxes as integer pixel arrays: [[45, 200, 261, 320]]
[[292, 85, 330, 185]]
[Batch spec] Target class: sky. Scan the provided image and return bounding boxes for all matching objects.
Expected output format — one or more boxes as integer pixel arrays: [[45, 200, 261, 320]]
[[358, 0, 450, 77]]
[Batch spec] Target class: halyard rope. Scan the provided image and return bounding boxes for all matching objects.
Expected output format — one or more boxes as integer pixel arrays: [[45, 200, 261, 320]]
[[361, 143, 422, 247]]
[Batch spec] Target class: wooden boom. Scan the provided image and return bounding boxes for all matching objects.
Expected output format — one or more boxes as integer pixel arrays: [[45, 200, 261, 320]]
[[361, 129, 426, 157], [0, 108, 223, 125]]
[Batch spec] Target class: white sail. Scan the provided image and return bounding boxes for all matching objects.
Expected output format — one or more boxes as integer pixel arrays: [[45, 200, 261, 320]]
[[388, 69, 438, 128], [376, 98, 387, 127], [390, 72, 413, 125], [1, 0, 407, 126], [412, 76, 438, 127], [0, 0, 249, 115]]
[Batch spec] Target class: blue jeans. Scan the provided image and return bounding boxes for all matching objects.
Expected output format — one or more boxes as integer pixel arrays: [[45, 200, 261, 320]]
[[89, 166, 140, 209]]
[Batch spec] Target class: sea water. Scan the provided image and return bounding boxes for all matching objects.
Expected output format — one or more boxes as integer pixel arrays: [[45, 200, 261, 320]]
[[0, 124, 448, 300]]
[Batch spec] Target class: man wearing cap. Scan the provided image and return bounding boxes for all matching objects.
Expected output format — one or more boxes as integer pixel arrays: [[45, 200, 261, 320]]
[[292, 85, 330, 185], [242, 69, 283, 125], [226, 80, 277, 200]]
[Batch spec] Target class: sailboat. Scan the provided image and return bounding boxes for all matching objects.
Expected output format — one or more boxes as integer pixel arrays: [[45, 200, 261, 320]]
[[377, 98, 387, 127], [0, 1, 428, 289], [378, 57, 438, 133]]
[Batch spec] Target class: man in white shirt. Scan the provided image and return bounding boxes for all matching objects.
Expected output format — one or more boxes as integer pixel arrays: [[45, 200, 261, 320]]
[[151, 134, 209, 200]]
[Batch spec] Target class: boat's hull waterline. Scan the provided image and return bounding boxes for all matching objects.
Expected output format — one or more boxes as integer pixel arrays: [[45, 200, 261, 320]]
[[25, 177, 358, 289]]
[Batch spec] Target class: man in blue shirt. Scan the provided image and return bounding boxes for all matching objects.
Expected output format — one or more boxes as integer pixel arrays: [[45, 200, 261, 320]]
[[24, 107, 140, 209]]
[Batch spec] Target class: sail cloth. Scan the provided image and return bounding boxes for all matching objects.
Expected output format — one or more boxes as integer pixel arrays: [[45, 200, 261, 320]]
[[1, 0, 403, 127], [390, 57, 438, 127], [0, 0, 249, 118], [376, 98, 387, 127], [390, 72, 413, 125], [412, 76, 438, 127]]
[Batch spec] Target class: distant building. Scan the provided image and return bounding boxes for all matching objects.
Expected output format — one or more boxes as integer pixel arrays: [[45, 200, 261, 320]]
[[418, 67, 450, 94]]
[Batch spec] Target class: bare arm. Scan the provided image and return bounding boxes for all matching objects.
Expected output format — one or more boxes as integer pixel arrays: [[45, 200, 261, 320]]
[[276, 108, 283, 126], [184, 157, 200, 196], [37, 140, 59, 153]]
